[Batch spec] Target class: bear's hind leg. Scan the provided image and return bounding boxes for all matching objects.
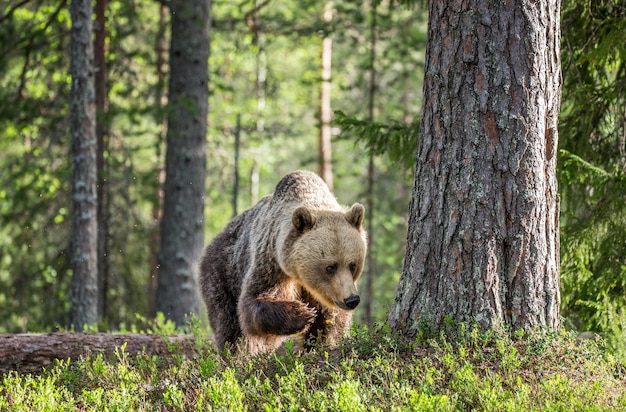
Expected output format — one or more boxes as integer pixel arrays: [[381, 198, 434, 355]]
[[212, 307, 243, 351], [205, 285, 242, 351]]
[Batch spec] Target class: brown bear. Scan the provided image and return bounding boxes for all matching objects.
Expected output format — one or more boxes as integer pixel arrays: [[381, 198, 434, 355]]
[[199, 170, 367, 354]]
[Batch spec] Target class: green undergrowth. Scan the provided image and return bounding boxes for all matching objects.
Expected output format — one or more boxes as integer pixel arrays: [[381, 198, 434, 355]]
[[1, 325, 625, 411]]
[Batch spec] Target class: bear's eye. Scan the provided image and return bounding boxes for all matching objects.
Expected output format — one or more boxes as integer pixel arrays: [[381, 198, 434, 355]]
[[325, 264, 338, 275], [349, 263, 357, 274]]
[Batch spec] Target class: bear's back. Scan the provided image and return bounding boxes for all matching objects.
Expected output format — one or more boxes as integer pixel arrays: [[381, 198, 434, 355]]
[[271, 170, 337, 209]]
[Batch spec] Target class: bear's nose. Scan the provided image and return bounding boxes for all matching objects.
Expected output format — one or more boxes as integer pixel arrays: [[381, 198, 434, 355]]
[[344, 295, 360, 310]]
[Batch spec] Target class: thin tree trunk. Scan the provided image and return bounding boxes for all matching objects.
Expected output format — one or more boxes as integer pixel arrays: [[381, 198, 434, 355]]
[[94, 0, 109, 323], [250, 161, 260, 206], [249, 1, 267, 136], [156, 0, 210, 326], [70, 0, 98, 330], [256, 39, 266, 136], [389, 0, 561, 335], [148, 2, 169, 318], [363, 1, 377, 327], [318, 1, 333, 191], [233, 114, 241, 218]]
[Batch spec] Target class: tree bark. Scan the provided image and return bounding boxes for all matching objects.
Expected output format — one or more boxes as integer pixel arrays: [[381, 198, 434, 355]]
[[156, 0, 211, 325], [389, 0, 561, 335], [363, 1, 377, 327], [148, 2, 169, 318], [233, 114, 241, 218], [94, 0, 110, 323], [70, 0, 98, 331], [0, 333, 198, 374], [318, 1, 333, 191]]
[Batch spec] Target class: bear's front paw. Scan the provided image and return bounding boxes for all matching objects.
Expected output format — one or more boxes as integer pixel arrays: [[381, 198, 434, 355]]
[[253, 300, 317, 336], [285, 301, 317, 333]]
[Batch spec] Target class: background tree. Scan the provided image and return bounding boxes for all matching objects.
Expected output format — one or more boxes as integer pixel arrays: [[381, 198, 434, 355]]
[[69, 0, 98, 330], [94, 0, 110, 322], [388, 0, 562, 334], [155, 0, 211, 326], [363, 0, 378, 327], [148, 1, 169, 318], [318, 0, 334, 190]]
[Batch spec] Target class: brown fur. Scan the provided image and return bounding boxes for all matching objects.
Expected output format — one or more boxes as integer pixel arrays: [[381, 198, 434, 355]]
[[199, 171, 367, 354]]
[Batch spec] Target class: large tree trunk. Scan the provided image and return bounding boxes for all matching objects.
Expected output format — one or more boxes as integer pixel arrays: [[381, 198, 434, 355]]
[[156, 0, 211, 325], [389, 0, 561, 335], [69, 0, 98, 331]]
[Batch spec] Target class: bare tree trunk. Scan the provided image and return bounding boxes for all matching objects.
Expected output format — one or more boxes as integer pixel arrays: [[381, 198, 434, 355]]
[[247, 1, 267, 137], [94, 0, 109, 323], [233, 114, 241, 218], [363, 1, 377, 327], [389, 0, 561, 335], [156, 0, 211, 326], [148, 2, 168, 318], [318, 1, 333, 191], [250, 160, 260, 206], [70, 0, 98, 331], [256, 34, 266, 136]]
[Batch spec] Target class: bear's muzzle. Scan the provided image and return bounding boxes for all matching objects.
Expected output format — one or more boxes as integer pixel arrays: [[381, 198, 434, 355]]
[[343, 295, 360, 310]]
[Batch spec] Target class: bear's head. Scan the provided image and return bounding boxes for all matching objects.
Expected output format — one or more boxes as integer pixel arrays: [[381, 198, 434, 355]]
[[281, 203, 367, 311]]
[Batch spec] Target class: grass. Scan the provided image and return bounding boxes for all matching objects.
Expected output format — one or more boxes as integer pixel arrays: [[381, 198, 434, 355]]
[[1, 324, 625, 411]]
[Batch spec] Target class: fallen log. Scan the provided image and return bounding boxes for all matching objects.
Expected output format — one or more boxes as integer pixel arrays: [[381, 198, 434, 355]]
[[0, 332, 201, 374]]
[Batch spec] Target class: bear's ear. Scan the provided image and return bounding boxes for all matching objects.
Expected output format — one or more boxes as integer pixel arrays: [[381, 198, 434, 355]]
[[292, 206, 316, 232], [345, 203, 364, 229]]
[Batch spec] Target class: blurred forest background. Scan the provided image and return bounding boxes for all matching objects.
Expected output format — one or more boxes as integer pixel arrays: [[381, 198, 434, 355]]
[[0, 0, 625, 361]]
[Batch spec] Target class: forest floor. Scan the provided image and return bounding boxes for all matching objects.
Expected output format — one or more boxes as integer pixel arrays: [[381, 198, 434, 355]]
[[1, 324, 625, 411]]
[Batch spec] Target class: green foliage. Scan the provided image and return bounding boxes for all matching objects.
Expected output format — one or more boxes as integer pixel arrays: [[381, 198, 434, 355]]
[[334, 110, 419, 170], [1, 328, 624, 410], [2, 0, 625, 377], [559, 0, 626, 362], [0, 0, 73, 332], [0, 0, 424, 333], [332, 1, 426, 171]]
